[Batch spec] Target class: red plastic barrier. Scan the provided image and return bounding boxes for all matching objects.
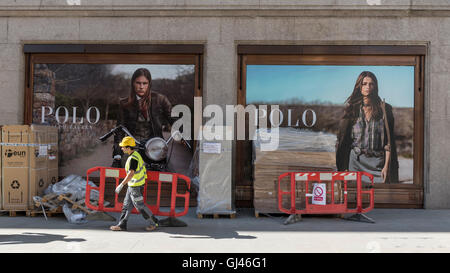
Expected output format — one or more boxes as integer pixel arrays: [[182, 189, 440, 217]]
[[278, 171, 374, 215], [85, 166, 190, 217]]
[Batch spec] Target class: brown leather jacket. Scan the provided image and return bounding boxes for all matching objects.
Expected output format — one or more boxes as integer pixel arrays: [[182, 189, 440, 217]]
[[335, 102, 399, 183], [113, 91, 173, 158]]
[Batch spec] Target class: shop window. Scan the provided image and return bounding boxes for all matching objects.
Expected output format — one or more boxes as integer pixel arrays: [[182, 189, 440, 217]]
[[236, 45, 425, 208], [24, 45, 203, 197]]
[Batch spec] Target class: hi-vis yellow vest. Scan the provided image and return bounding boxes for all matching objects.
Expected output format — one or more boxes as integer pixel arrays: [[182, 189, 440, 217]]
[[125, 151, 147, 187]]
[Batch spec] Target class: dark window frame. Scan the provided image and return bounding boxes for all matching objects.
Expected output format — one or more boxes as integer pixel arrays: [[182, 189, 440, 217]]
[[236, 44, 426, 208], [23, 44, 204, 125]]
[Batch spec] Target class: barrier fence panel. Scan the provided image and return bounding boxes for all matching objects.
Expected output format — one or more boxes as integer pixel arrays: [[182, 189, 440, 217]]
[[85, 166, 190, 218], [278, 171, 374, 215]]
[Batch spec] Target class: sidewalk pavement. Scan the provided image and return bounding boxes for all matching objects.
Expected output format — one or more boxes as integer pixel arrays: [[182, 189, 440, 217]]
[[1, 208, 450, 253]]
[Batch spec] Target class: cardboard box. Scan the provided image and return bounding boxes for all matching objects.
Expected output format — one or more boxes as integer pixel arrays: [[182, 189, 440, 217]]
[[48, 168, 59, 185], [1, 125, 59, 210], [47, 126, 59, 185], [29, 125, 47, 169], [1, 125, 30, 210], [29, 168, 48, 203], [3, 171, 28, 209]]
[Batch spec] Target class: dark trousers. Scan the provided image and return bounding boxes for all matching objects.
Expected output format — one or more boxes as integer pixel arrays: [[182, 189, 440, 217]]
[[117, 185, 156, 228]]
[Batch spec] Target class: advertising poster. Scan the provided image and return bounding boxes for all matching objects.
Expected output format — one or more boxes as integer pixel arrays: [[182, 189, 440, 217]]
[[32, 63, 196, 178], [248, 65, 414, 185]]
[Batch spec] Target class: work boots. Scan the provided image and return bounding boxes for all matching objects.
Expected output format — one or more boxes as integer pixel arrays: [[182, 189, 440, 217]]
[[110, 220, 127, 231], [145, 224, 158, 231]]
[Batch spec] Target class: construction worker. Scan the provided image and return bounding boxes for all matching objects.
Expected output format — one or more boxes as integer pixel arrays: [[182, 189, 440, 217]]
[[110, 136, 158, 231]]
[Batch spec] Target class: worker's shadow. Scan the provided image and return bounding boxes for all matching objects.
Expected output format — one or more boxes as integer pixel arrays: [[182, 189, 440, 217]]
[[156, 220, 257, 240], [164, 229, 257, 240], [0, 232, 85, 245]]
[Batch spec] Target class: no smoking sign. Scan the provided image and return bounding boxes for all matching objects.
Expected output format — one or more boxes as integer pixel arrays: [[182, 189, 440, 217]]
[[312, 183, 326, 205]]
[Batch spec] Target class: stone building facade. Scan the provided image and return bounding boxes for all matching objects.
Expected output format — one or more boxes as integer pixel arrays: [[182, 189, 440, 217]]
[[0, 0, 449, 208]]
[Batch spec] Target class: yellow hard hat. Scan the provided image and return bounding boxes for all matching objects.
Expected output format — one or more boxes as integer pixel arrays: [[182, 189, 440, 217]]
[[119, 136, 136, 147]]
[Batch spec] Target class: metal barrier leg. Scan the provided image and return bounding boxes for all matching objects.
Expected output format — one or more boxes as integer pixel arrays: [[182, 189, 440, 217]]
[[343, 213, 375, 224], [283, 214, 302, 225]]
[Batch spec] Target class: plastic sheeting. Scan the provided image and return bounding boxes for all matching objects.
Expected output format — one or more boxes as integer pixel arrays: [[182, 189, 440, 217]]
[[196, 126, 235, 215], [186, 143, 200, 196], [43, 174, 104, 224], [44, 174, 100, 202], [62, 203, 88, 224]]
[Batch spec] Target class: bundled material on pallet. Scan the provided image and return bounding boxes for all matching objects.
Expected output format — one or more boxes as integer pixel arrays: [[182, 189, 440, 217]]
[[197, 126, 235, 216], [252, 128, 338, 213], [44, 174, 100, 202], [36, 174, 111, 223], [186, 144, 200, 197]]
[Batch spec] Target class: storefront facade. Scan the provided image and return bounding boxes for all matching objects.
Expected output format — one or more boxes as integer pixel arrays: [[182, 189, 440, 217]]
[[0, 1, 449, 209]]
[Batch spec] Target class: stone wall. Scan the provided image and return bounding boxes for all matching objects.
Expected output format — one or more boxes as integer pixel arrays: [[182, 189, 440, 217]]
[[57, 119, 116, 166]]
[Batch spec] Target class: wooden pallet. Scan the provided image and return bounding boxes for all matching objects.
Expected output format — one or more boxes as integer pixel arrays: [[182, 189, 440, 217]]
[[0, 208, 64, 217], [27, 208, 64, 217], [1, 192, 108, 218], [0, 210, 29, 217], [57, 194, 92, 214], [33, 193, 60, 211], [34, 192, 99, 215], [197, 213, 236, 219]]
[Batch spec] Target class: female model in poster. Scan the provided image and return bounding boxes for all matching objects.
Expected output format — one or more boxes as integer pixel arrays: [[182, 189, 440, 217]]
[[336, 71, 399, 183]]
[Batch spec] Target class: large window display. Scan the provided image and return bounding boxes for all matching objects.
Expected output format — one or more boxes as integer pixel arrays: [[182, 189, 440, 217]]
[[237, 47, 425, 209], [247, 65, 414, 184], [32, 63, 195, 176]]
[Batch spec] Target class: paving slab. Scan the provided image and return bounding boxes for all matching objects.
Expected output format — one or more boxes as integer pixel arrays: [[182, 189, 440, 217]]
[[1, 208, 450, 253]]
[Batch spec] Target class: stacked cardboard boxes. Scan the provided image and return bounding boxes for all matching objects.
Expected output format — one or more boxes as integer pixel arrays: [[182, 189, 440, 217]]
[[1, 125, 58, 211]]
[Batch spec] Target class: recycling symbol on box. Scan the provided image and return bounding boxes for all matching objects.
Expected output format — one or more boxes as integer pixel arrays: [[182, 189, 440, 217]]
[[11, 180, 20, 189]]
